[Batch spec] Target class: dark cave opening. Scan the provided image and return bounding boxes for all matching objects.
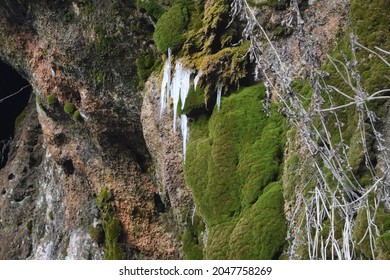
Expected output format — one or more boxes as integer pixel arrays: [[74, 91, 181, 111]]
[[0, 59, 31, 169]]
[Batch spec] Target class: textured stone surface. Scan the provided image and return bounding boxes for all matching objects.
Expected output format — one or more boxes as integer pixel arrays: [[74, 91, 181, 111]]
[[0, 0, 183, 259]]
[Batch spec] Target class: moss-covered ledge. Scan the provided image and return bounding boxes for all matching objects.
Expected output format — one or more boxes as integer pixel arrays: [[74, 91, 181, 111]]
[[184, 83, 287, 259]]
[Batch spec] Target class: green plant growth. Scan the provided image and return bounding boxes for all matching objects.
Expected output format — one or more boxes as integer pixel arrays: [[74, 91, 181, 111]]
[[282, 0, 390, 259], [94, 25, 115, 55], [62, 236, 70, 258], [182, 86, 205, 114], [153, 4, 189, 53], [95, 187, 126, 260], [228, 182, 287, 259], [201, 0, 229, 33], [136, 0, 166, 21], [92, 69, 105, 84], [47, 93, 58, 106], [72, 110, 81, 122], [184, 84, 287, 259], [189, 41, 250, 98], [136, 53, 160, 86], [64, 102, 75, 115], [354, 200, 390, 259], [182, 211, 205, 260], [89, 224, 105, 245]]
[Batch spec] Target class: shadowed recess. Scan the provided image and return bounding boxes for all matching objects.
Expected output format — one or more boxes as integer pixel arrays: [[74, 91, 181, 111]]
[[0, 59, 31, 169]]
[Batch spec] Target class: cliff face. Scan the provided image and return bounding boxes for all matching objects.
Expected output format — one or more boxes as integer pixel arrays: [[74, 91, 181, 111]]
[[0, 0, 186, 259], [0, 0, 389, 260]]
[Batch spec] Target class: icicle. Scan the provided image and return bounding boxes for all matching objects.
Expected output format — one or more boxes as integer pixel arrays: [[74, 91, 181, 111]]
[[194, 70, 203, 91], [264, 81, 271, 116], [170, 61, 192, 131], [159, 54, 192, 160], [216, 83, 223, 111], [180, 66, 192, 110], [171, 62, 181, 131], [160, 49, 172, 118], [181, 114, 189, 161]]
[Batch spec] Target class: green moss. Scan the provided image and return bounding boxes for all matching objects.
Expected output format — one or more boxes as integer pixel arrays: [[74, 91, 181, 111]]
[[354, 201, 390, 259], [273, 26, 284, 37], [64, 102, 75, 115], [62, 236, 70, 258], [201, 0, 229, 34], [206, 222, 236, 259], [229, 182, 287, 259], [97, 187, 111, 209], [47, 93, 58, 106], [94, 25, 115, 55], [136, 53, 161, 86], [377, 232, 390, 260], [183, 86, 205, 114], [72, 110, 81, 122], [96, 187, 126, 260], [184, 84, 287, 259], [92, 69, 105, 84], [275, 1, 390, 260], [291, 78, 313, 110], [136, 0, 166, 21], [48, 211, 54, 221], [182, 212, 205, 260], [186, 0, 204, 32], [89, 224, 105, 245], [81, 1, 96, 17], [153, 4, 189, 53], [104, 217, 125, 260], [196, 41, 250, 98]]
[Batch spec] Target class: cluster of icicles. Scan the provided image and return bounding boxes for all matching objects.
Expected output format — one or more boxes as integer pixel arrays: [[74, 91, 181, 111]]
[[159, 49, 223, 161]]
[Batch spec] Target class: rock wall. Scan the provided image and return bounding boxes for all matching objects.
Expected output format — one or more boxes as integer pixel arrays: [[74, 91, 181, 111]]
[[0, 0, 389, 259], [0, 0, 185, 259]]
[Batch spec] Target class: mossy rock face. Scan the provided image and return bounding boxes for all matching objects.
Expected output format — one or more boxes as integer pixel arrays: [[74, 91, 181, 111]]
[[229, 182, 286, 259], [72, 110, 81, 121], [89, 224, 105, 245], [47, 93, 58, 106], [201, 0, 229, 35], [136, 0, 166, 21], [183, 86, 205, 115], [377, 232, 390, 260], [198, 41, 250, 99], [95, 188, 126, 260], [63, 102, 75, 115], [136, 53, 161, 87], [282, 0, 390, 259], [184, 84, 287, 259], [181, 41, 250, 109], [153, 4, 189, 53], [354, 201, 390, 259], [182, 212, 205, 260]]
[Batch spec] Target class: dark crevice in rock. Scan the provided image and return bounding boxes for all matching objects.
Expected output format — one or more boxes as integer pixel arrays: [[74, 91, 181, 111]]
[[61, 159, 75, 175], [0, 59, 31, 169], [153, 193, 166, 213]]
